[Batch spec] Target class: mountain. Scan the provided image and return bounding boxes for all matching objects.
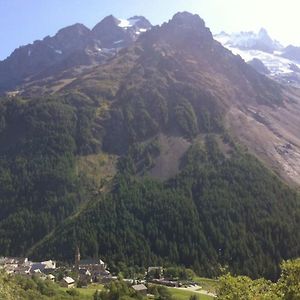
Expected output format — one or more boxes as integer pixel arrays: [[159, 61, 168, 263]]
[[215, 29, 300, 87], [215, 28, 283, 53], [92, 15, 151, 48], [0, 16, 152, 93], [248, 58, 271, 75], [282, 45, 300, 62], [1, 12, 300, 280]]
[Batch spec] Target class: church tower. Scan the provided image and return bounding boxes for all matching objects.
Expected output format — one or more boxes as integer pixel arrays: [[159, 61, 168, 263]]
[[75, 245, 80, 270]]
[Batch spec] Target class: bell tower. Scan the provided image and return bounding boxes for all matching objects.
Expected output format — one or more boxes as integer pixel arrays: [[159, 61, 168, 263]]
[[75, 245, 80, 270]]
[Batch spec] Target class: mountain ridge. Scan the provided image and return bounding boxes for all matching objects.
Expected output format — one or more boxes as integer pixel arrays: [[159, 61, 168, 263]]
[[215, 29, 300, 86], [0, 15, 152, 93], [1, 11, 300, 280]]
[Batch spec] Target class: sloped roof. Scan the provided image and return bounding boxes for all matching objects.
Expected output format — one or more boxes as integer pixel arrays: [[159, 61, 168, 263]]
[[63, 276, 75, 284], [79, 258, 105, 265], [132, 284, 147, 291]]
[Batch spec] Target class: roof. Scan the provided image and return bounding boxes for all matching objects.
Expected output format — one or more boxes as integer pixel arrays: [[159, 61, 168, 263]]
[[63, 276, 75, 284], [14, 266, 31, 273], [132, 284, 147, 291], [48, 274, 55, 279], [79, 268, 91, 275], [41, 260, 56, 269], [0, 257, 28, 265], [31, 263, 46, 271], [79, 258, 105, 266]]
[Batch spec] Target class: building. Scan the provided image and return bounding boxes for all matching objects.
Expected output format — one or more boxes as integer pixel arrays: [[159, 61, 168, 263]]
[[78, 258, 108, 279], [79, 268, 92, 284], [132, 284, 148, 296], [61, 276, 75, 288], [41, 260, 56, 270], [0, 257, 30, 274], [75, 246, 80, 270], [74, 247, 108, 279], [14, 266, 31, 276], [47, 274, 55, 282]]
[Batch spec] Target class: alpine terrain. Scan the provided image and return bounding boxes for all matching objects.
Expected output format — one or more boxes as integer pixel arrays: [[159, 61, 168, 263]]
[[1, 12, 300, 281]]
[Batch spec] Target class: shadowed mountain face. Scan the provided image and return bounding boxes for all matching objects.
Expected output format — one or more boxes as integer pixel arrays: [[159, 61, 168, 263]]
[[0, 16, 152, 93], [1, 12, 300, 279]]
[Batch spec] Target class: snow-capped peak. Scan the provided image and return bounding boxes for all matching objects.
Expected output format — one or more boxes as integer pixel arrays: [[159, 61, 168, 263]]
[[215, 28, 283, 53], [214, 29, 300, 87]]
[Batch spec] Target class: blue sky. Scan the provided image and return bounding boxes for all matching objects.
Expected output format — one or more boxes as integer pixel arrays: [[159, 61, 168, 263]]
[[1, 0, 299, 60]]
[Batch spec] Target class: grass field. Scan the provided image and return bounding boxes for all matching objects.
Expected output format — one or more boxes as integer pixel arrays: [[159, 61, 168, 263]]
[[59, 280, 218, 299], [168, 287, 215, 300], [60, 283, 104, 299], [193, 277, 219, 294]]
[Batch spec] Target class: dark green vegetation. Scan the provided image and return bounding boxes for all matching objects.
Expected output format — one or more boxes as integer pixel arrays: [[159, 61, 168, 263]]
[[217, 258, 300, 299], [0, 95, 96, 256], [93, 280, 172, 300], [0, 271, 81, 300], [32, 133, 300, 280], [1, 12, 300, 282]]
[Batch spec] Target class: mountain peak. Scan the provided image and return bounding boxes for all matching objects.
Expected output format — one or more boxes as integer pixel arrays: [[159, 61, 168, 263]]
[[170, 11, 206, 29], [93, 15, 119, 30], [258, 27, 271, 40], [127, 16, 152, 29], [55, 23, 91, 39]]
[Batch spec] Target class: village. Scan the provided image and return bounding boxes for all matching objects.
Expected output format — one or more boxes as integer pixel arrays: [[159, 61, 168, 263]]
[[0, 247, 217, 298]]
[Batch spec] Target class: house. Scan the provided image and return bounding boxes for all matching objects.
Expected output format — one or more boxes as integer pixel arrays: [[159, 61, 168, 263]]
[[79, 268, 92, 283], [151, 279, 179, 287], [32, 269, 47, 280], [30, 260, 56, 274], [61, 276, 75, 288], [14, 266, 31, 276], [78, 258, 108, 279], [41, 260, 56, 270], [47, 274, 55, 282], [79, 258, 106, 271], [31, 263, 46, 273], [0, 257, 29, 272], [0, 257, 28, 266], [132, 284, 148, 296]]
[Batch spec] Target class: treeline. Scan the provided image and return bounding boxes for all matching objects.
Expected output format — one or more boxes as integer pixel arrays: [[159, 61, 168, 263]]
[[33, 135, 300, 280]]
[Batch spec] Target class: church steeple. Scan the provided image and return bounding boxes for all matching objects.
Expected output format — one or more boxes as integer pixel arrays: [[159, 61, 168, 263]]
[[75, 245, 80, 270]]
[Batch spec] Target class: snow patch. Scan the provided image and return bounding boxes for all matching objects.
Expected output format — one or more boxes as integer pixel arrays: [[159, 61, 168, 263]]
[[55, 49, 63, 55], [117, 17, 144, 28], [118, 19, 131, 28], [113, 40, 124, 44]]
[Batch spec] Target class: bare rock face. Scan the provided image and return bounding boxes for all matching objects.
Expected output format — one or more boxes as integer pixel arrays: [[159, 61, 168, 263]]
[[248, 58, 271, 75]]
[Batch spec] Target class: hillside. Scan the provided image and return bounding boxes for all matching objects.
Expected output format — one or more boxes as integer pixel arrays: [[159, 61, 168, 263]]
[[1, 12, 300, 280]]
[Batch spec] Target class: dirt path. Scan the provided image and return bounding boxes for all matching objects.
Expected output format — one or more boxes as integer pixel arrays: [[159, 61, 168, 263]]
[[176, 285, 217, 297]]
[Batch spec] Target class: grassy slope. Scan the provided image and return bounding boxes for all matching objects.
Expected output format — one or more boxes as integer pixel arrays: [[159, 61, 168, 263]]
[[60, 283, 104, 299], [168, 287, 214, 300]]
